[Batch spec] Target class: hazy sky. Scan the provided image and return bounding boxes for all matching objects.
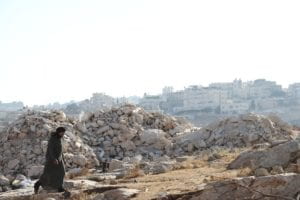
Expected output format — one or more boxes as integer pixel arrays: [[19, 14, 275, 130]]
[[1, 0, 300, 105]]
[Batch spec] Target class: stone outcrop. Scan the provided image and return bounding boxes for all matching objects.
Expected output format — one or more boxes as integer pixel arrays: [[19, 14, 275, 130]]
[[228, 137, 300, 173]]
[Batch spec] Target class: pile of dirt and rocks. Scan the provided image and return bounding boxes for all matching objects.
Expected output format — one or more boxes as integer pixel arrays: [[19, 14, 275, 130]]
[[153, 173, 300, 200], [77, 104, 193, 161], [0, 110, 99, 179], [2, 107, 300, 198], [175, 113, 296, 154]]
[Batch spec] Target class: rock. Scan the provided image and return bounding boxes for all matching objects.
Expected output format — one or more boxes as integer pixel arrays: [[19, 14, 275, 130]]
[[161, 173, 300, 200], [285, 164, 299, 173], [187, 143, 194, 152], [140, 129, 166, 144], [67, 168, 83, 178], [1, 186, 10, 192], [27, 165, 44, 178], [131, 155, 143, 164], [254, 168, 269, 177], [120, 141, 136, 151], [208, 153, 222, 162], [152, 164, 172, 174], [64, 179, 101, 190], [197, 140, 207, 148], [11, 175, 33, 189], [92, 188, 140, 200], [97, 126, 110, 134], [72, 154, 88, 167], [109, 159, 126, 172], [86, 173, 117, 182], [0, 175, 10, 186], [41, 141, 48, 152], [143, 161, 175, 175], [176, 156, 192, 163], [8, 159, 19, 170], [229, 139, 300, 170], [270, 165, 284, 175]]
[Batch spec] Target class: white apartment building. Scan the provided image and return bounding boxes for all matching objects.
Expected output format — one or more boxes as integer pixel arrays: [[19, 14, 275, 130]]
[[183, 86, 228, 110]]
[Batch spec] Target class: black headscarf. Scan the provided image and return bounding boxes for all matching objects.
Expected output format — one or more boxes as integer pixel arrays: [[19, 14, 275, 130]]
[[51, 127, 66, 138]]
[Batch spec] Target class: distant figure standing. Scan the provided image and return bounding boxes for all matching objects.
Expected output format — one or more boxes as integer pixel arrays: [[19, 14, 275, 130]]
[[34, 127, 67, 194], [97, 146, 110, 173]]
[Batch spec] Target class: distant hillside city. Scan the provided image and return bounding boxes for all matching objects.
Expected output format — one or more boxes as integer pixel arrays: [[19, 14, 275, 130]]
[[1, 79, 300, 126]]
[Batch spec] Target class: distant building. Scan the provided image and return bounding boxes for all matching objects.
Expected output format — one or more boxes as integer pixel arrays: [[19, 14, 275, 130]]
[[161, 91, 184, 113], [139, 94, 163, 112], [288, 83, 300, 99], [246, 79, 284, 99], [90, 93, 115, 107], [182, 85, 228, 112]]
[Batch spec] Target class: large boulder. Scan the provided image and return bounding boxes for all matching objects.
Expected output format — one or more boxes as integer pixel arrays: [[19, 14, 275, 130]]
[[228, 139, 300, 170]]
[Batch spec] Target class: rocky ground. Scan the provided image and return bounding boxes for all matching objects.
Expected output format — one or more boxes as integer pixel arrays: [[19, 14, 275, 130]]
[[1, 104, 300, 199]]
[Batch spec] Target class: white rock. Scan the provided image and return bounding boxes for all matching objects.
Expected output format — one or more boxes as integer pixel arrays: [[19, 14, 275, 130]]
[[140, 129, 166, 144], [72, 154, 88, 167]]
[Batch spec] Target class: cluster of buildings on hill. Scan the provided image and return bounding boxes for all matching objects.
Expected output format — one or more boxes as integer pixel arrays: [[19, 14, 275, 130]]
[[137, 79, 300, 125], [2, 79, 300, 126], [140, 79, 289, 114]]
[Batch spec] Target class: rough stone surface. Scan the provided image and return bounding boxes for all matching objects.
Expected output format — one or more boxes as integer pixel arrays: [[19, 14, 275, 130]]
[[7, 160, 19, 170], [271, 165, 284, 175], [254, 168, 270, 177], [142, 161, 176, 175], [27, 165, 44, 178], [0, 179, 127, 200], [109, 159, 126, 172], [156, 173, 300, 200], [93, 188, 139, 200], [228, 138, 300, 170]]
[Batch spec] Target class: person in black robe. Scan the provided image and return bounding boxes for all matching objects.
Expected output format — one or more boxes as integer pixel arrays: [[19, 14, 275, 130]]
[[34, 127, 66, 194]]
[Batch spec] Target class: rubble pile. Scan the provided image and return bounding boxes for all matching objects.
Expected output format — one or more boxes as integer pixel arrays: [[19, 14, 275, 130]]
[[176, 113, 295, 153], [0, 110, 99, 178], [77, 104, 193, 160]]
